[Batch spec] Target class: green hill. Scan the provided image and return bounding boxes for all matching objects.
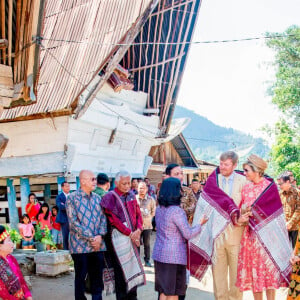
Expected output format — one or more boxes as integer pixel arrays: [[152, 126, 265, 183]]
[[173, 106, 270, 165]]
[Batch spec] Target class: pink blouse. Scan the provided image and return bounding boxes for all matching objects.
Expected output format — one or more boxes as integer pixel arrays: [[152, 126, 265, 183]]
[[0, 255, 32, 299]]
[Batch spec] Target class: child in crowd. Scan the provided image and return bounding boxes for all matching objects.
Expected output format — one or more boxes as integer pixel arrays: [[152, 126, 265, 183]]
[[37, 203, 52, 250], [19, 214, 35, 249], [37, 203, 52, 230], [51, 206, 63, 249]]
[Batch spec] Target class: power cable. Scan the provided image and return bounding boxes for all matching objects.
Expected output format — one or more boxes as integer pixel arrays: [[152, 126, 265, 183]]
[[35, 33, 296, 47]]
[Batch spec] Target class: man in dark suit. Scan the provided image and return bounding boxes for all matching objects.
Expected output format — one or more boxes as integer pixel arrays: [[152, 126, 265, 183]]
[[56, 182, 70, 250]]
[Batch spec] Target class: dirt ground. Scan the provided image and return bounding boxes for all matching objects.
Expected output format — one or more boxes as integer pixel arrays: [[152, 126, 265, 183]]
[[30, 232, 289, 300], [30, 267, 288, 300]]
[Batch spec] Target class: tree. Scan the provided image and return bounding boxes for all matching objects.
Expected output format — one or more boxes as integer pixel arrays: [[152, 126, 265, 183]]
[[266, 26, 300, 182]]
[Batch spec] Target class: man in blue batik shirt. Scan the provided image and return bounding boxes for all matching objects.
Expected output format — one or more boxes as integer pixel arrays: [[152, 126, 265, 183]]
[[66, 170, 107, 300]]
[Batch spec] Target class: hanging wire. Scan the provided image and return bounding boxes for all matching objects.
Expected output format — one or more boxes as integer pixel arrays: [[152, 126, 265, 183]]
[[35, 33, 296, 48]]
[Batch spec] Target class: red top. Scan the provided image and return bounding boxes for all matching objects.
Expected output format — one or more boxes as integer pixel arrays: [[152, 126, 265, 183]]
[[25, 202, 40, 223], [38, 212, 52, 230], [51, 215, 61, 231]]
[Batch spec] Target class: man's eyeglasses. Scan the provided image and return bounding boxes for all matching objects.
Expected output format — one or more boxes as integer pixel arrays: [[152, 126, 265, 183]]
[[82, 177, 97, 182]]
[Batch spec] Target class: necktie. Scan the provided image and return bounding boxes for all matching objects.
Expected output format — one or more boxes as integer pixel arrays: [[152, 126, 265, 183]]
[[224, 178, 230, 195]]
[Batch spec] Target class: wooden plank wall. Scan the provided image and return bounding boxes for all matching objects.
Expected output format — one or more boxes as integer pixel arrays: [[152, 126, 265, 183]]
[[149, 142, 184, 165]]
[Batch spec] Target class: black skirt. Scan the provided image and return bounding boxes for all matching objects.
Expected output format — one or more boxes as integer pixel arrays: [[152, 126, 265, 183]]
[[154, 260, 187, 296]]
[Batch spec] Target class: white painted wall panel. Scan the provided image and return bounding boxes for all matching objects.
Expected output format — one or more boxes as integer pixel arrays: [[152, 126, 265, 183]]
[[0, 116, 69, 157]]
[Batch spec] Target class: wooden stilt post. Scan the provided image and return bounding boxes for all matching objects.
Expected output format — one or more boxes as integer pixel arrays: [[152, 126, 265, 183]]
[[44, 184, 51, 203], [20, 177, 30, 214], [7, 179, 19, 229], [57, 176, 65, 193], [76, 176, 80, 190]]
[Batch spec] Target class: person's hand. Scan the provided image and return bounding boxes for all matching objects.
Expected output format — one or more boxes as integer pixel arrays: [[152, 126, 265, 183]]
[[290, 254, 300, 265], [131, 229, 141, 241], [200, 215, 209, 225], [26, 297, 33, 300], [90, 235, 102, 251], [130, 230, 141, 247], [287, 223, 292, 230], [238, 211, 252, 225]]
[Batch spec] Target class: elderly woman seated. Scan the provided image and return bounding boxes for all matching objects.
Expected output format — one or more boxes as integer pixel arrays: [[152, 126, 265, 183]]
[[0, 225, 32, 300]]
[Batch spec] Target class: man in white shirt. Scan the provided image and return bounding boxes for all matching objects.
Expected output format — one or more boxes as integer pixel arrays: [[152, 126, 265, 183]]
[[213, 151, 247, 300]]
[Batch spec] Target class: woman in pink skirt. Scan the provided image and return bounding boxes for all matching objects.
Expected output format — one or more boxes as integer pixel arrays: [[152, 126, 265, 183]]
[[236, 154, 289, 300]]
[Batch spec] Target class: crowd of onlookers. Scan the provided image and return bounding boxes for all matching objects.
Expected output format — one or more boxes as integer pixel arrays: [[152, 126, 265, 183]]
[[0, 152, 299, 300]]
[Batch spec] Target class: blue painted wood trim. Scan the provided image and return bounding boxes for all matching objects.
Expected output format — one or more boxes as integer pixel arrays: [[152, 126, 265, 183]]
[[20, 178, 30, 215], [7, 179, 19, 229]]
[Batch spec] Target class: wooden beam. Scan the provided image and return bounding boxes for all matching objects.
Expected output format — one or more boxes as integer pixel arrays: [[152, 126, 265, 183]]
[[1, 0, 6, 64], [0, 39, 8, 49], [17, 0, 27, 83], [7, 179, 19, 229], [74, 0, 159, 119], [151, 0, 194, 17], [44, 184, 51, 202], [24, 0, 42, 85], [0, 64, 14, 106], [0, 133, 8, 157], [8, 0, 12, 66], [14, 0, 22, 82], [165, 0, 198, 132], [130, 53, 184, 72]]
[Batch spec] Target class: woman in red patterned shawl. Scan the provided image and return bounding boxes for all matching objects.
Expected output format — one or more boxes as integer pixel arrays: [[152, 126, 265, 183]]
[[0, 225, 32, 300]]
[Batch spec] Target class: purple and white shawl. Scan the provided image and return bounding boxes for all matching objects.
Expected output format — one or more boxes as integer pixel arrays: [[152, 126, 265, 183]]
[[189, 168, 239, 280], [248, 176, 292, 284], [111, 192, 146, 292], [189, 169, 292, 284]]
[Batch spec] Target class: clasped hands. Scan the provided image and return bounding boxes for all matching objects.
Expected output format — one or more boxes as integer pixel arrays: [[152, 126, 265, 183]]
[[130, 229, 141, 247], [90, 235, 102, 251], [237, 206, 253, 226]]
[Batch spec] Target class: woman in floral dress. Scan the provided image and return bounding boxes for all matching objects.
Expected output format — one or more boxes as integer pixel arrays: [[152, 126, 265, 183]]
[[236, 154, 283, 300]]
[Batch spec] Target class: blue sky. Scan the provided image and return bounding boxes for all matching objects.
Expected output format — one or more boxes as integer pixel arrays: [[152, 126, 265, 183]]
[[177, 0, 300, 138]]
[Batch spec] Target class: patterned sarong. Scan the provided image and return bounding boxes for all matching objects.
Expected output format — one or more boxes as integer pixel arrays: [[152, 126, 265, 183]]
[[111, 191, 146, 292]]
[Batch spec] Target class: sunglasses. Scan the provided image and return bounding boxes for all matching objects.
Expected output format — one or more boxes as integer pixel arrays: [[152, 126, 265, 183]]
[[243, 168, 251, 173]]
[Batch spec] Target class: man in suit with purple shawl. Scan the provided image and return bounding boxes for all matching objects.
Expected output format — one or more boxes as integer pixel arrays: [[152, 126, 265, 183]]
[[189, 151, 248, 300]]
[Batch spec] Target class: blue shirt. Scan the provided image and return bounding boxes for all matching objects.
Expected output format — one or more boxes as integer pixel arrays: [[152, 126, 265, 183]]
[[221, 172, 235, 197], [66, 189, 107, 254]]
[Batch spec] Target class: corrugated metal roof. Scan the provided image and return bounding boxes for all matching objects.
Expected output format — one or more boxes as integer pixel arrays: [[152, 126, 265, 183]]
[[0, 0, 153, 121], [171, 133, 198, 167]]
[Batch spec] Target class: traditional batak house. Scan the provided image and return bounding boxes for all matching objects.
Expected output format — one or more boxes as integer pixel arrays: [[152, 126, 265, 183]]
[[0, 0, 202, 227]]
